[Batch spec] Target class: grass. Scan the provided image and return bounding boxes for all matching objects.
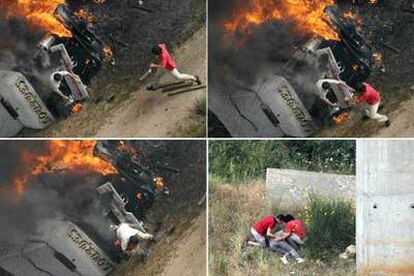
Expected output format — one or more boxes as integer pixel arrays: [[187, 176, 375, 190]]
[[302, 195, 355, 260], [209, 178, 356, 276], [173, 96, 206, 137], [209, 141, 355, 182]]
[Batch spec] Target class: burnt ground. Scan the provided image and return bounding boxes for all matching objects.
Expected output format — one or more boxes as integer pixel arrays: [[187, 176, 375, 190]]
[[112, 140, 207, 275], [22, 0, 206, 137], [319, 0, 414, 137]]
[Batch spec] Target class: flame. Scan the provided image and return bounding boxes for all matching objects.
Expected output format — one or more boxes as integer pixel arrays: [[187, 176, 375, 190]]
[[343, 11, 356, 20], [373, 52, 382, 63], [71, 103, 82, 113], [333, 112, 349, 124], [0, 0, 72, 37], [352, 64, 360, 72], [13, 141, 117, 195], [155, 176, 164, 190], [103, 44, 113, 58], [74, 9, 96, 24], [117, 141, 137, 156], [223, 0, 339, 40]]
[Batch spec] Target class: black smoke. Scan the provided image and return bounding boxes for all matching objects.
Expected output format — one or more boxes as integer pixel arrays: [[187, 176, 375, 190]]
[[0, 141, 110, 248], [208, 0, 311, 86]]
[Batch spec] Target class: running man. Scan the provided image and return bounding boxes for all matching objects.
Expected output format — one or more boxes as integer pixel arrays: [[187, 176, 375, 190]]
[[354, 82, 390, 126], [150, 43, 201, 84]]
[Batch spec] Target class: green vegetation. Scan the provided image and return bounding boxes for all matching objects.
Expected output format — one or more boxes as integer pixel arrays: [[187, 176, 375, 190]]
[[302, 195, 356, 259], [209, 181, 356, 276], [209, 140, 355, 182]]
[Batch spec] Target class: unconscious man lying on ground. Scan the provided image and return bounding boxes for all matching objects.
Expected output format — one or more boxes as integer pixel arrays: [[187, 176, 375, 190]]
[[246, 214, 307, 264], [270, 216, 307, 264]]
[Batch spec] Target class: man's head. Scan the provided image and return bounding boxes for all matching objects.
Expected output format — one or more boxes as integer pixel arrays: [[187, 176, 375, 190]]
[[322, 82, 331, 90], [151, 45, 161, 56], [53, 73, 62, 82], [275, 214, 295, 224], [129, 235, 139, 247], [354, 83, 366, 94]]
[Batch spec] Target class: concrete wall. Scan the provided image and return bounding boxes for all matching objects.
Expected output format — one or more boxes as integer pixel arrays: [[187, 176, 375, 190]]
[[266, 168, 355, 210], [357, 140, 414, 275]]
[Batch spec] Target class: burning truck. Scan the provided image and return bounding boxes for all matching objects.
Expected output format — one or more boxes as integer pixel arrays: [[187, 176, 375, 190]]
[[0, 141, 174, 276], [209, 2, 377, 137], [0, 2, 114, 137]]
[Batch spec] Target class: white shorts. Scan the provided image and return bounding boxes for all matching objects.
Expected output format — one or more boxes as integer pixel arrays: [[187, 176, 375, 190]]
[[250, 228, 266, 245]]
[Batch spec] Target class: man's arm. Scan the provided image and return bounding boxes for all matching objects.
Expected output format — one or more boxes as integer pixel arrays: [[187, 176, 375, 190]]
[[135, 229, 154, 240], [51, 85, 70, 101], [120, 239, 128, 251], [321, 96, 339, 107], [273, 231, 291, 241], [150, 63, 162, 68], [266, 227, 279, 239]]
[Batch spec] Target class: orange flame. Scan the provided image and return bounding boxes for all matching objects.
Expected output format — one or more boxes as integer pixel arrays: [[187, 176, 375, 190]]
[[343, 11, 356, 20], [223, 0, 339, 40], [71, 103, 82, 113], [352, 64, 360, 72], [0, 0, 72, 37], [74, 8, 96, 24], [103, 44, 113, 58], [373, 52, 382, 63], [155, 176, 164, 190], [13, 141, 117, 195], [333, 112, 349, 124]]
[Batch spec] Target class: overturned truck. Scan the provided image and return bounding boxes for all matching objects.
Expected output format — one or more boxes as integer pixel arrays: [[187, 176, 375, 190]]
[[0, 181, 147, 276], [0, 4, 112, 137], [209, 6, 375, 137]]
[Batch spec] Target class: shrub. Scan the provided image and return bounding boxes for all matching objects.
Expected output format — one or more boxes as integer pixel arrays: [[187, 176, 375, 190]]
[[302, 194, 356, 259], [209, 140, 355, 182]]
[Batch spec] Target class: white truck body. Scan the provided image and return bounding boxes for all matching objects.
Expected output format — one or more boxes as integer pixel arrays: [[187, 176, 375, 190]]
[[0, 70, 55, 136]]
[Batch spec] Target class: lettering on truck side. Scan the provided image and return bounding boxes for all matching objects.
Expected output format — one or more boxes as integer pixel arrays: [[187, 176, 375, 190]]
[[68, 228, 114, 272], [15, 80, 52, 125], [278, 86, 314, 134]]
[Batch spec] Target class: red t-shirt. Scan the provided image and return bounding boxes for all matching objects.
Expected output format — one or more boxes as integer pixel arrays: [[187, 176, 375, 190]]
[[159, 44, 176, 71], [358, 83, 381, 105], [114, 239, 137, 251], [253, 216, 276, 236], [285, 219, 307, 240]]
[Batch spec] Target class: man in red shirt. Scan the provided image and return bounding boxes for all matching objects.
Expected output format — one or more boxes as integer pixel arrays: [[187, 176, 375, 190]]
[[354, 82, 390, 126], [150, 44, 201, 84], [272, 218, 307, 264], [249, 214, 291, 246]]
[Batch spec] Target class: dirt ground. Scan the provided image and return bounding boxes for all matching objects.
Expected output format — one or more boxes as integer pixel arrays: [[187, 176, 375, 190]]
[[96, 28, 206, 138], [159, 210, 206, 276], [29, 28, 206, 138], [114, 208, 206, 276]]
